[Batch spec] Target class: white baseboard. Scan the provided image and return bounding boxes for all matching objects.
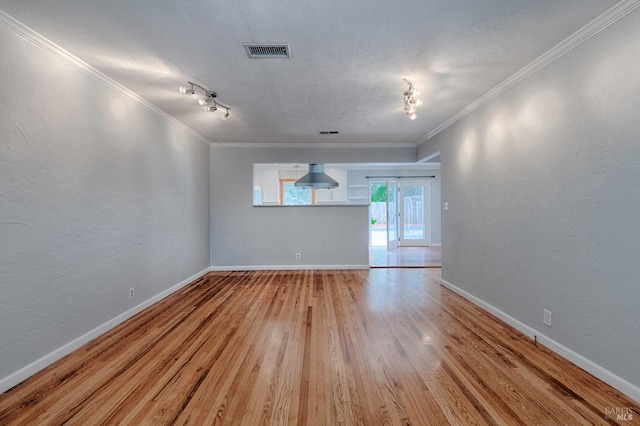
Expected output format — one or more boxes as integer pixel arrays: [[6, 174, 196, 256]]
[[439, 278, 640, 404], [430, 243, 442, 247], [210, 264, 370, 271], [0, 267, 211, 394]]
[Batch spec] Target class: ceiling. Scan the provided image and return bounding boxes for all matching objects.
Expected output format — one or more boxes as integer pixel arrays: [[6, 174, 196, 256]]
[[1, 0, 619, 145]]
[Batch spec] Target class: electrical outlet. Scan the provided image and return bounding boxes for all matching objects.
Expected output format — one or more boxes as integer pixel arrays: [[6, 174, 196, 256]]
[[129, 288, 135, 300], [296, 253, 301, 260], [543, 309, 552, 327]]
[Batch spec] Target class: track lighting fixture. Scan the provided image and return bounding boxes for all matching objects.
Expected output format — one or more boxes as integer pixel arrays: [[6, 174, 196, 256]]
[[179, 85, 195, 95], [198, 92, 216, 106], [403, 80, 423, 120], [179, 81, 231, 120]]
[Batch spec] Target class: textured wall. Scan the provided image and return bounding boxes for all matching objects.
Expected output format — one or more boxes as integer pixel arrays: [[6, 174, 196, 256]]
[[0, 24, 211, 381], [210, 146, 416, 267], [418, 10, 640, 389]]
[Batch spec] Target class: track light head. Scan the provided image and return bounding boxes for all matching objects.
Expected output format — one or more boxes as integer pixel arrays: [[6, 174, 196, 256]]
[[179, 84, 195, 95], [403, 80, 423, 120], [180, 82, 230, 121], [198, 91, 217, 106], [406, 89, 420, 97]]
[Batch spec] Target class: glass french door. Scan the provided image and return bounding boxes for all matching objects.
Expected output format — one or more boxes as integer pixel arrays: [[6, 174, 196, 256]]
[[399, 181, 431, 246], [386, 180, 399, 249]]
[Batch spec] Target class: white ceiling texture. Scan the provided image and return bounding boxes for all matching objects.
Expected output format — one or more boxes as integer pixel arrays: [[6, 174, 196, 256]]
[[0, 0, 619, 145]]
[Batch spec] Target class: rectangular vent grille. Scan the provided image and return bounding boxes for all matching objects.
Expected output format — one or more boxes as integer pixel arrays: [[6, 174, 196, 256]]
[[319, 131, 339, 135], [244, 44, 291, 58]]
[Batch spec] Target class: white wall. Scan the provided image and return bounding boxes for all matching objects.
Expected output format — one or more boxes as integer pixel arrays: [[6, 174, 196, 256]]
[[0, 17, 211, 389], [418, 8, 640, 397], [210, 146, 416, 268]]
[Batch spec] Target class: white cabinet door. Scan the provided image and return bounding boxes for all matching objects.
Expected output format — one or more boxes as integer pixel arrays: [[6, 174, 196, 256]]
[[315, 187, 333, 203]]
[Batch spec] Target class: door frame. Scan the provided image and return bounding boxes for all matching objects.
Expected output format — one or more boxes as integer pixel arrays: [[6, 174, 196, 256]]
[[386, 180, 399, 250]]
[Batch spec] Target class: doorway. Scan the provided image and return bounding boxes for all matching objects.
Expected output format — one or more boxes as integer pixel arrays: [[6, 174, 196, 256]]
[[369, 182, 388, 247], [369, 180, 439, 267], [398, 181, 431, 246], [369, 180, 431, 248]]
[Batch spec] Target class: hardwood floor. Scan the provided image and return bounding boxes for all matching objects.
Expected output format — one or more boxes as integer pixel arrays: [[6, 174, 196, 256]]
[[0, 269, 637, 425], [369, 246, 441, 268]]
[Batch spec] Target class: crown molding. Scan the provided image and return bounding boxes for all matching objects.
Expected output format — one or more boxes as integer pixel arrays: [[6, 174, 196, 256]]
[[0, 10, 212, 145], [212, 142, 417, 149], [418, 0, 640, 145]]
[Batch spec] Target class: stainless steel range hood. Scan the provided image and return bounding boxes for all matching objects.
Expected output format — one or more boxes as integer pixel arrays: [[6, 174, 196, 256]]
[[294, 164, 339, 189]]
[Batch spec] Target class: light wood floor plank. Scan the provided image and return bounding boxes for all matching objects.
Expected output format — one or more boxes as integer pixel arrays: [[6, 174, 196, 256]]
[[1, 269, 638, 425]]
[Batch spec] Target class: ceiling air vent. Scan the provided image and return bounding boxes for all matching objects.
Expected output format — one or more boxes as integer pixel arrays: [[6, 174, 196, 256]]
[[244, 43, 291, 58], [319, 131, 339, 135]]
